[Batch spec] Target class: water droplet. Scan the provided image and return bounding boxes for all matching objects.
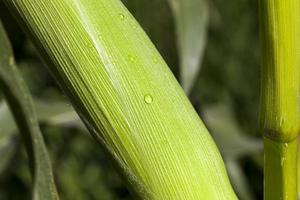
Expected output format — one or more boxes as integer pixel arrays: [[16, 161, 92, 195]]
[[144, 94, 153, 104], [132, 24, 138, 29], [87, 43, 93, 49], [284, 143, 288, 147], [129, 55, 136, 62], [118, 13, 125, 20], [153, 56, 158, 64]]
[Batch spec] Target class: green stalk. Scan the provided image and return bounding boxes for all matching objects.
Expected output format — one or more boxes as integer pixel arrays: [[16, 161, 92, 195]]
[[264, 138, 297, 200], [4, 0, 237, 199], [259, 0, 300, 199]]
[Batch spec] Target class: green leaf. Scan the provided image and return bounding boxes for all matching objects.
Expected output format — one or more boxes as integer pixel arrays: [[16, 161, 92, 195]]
[[168, 0, 209, 94], [203, 102, 262, 158], [4, 0, 237, 199], [226, 159, 254, 200], [0, 21, 59, 200]]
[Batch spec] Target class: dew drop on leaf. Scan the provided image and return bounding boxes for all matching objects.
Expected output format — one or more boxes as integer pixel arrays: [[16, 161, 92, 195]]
[[144, 94, 153, 104], [129, 55, 136, 62], [87, 42, 93, 49], [132, 24, 138, 29], [118, 13, 125, 20], [153, 56, 158, 64]]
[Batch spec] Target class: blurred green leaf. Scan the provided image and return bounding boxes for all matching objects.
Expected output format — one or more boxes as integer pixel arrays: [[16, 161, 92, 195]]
[[0, 136, 16, 174], [203, 101, 260, 200], [0, 21, 59, 200], [0, 98, 84, 136], [0, 98, 85, 176], [168, 0, 209, 94], [203, 102, 262, 158], [226, 159, 254, 200], [34, 99, 84, 128], [0, 101, 18, 138], [0, 101, 18, 174]]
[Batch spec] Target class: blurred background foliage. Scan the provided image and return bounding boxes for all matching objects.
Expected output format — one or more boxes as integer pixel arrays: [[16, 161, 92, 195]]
[[0, 0, 273, 199]]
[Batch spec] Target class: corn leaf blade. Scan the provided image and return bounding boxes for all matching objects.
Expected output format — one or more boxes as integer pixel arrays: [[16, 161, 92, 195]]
[[4, 0, 237, 199]]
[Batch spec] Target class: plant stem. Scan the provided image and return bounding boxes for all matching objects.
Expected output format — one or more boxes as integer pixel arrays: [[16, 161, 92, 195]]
[[259, 0, 300, 199], [4, 0, 237, 199], [264, 138, 297, 200]]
